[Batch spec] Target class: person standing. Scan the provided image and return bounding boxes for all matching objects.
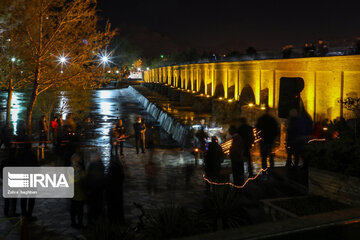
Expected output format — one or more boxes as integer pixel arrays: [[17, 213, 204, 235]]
[[116, 119, 127, 156], [229, 125, 245, 186], [256, 111, 279, 171], [50, 116, 59, 144], [204, 136, 224, 190], [133, 117, 146, 154], [39, 115, 48, 147], [238, 118, 255, 177]]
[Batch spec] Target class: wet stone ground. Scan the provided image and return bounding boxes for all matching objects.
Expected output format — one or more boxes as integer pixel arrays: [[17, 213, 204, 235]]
[[0, 88, 289, 239]]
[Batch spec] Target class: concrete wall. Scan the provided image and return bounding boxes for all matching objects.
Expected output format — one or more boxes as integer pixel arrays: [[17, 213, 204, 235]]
[[144, 55, 360, 121]]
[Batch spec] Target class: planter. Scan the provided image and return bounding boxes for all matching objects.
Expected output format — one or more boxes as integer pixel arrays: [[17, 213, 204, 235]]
[[261, 197, 300, 221], [309, 167, 360, 206], [261, 195, 349, 222]]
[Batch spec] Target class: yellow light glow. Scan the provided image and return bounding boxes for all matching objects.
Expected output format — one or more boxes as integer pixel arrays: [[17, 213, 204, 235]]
[[218, 97, 223, 100], [228, 99, 233, 102], [248, 103, 254, 107], [261, 106, 266, 110]]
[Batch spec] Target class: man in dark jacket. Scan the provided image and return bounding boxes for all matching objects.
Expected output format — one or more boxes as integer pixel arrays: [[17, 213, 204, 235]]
[[238, 118, 255, 177], [204, 136, 224, 185], [256, 111, 279, 170]]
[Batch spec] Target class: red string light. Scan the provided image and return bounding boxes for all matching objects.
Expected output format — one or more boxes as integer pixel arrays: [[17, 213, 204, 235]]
[[202, 167, 269, 189]]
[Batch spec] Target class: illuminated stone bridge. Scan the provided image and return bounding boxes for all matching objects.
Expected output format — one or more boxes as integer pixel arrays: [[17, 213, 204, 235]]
[[144, 55, 360, 121]]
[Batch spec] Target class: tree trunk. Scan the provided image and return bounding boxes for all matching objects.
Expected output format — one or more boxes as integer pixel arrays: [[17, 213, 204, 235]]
[[26, 85, 39, 138], [6, 89, 13, 130]]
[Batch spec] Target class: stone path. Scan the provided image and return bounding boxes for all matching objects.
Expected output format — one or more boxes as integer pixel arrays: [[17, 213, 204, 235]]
[[0, 144, 288, 239]]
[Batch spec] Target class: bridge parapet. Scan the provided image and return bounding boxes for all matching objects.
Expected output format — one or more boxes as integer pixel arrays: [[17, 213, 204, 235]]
[[145, 56, 360, 121]]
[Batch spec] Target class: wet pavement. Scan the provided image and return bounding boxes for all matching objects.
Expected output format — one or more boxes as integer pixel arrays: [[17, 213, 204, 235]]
[[0, 88, 288, 239]]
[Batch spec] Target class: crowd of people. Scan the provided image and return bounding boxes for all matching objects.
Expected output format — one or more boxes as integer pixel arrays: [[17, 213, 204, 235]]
[[0, 114, 153, 228], [200, 107, 327, 188], [0, 105, 339, 227]]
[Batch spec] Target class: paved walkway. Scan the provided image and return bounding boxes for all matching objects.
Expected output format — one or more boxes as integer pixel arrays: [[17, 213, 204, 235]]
[[0, 144, 289, 239]]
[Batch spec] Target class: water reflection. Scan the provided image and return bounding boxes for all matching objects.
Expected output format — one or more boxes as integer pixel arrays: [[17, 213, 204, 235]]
[[58, 91, 70, 120], [0, 91, 27, 135]]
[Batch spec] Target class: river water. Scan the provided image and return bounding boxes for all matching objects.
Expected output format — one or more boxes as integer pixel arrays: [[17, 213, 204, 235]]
[[0, 88, 177, 167]]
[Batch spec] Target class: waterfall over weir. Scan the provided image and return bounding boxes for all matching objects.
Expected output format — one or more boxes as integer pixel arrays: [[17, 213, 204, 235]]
[[128, 86, 187, 145]]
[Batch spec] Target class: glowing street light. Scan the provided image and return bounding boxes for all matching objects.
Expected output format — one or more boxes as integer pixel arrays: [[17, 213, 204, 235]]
[[56, 53, 69, 67], [98, 50, 113, 67], [248, 103, 254, 107], [11, 57, 16, 62]]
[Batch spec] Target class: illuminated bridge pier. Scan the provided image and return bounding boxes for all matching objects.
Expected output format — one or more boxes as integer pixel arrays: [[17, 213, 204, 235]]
[[144, 55, 360, 122]]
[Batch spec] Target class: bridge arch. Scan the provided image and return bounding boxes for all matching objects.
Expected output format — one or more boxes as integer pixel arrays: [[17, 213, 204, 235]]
[[214, 82, 225, 98], [228, 85, 235, 99], [177, 76, 182, 88], [187, 79, 192, 90], [239, 85, 255, 106]]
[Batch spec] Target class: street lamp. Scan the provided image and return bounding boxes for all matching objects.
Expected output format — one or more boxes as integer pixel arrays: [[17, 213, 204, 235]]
[[56, 53, 69, 67], [11, 57, 16, 62], [98, 50, 112, 68]]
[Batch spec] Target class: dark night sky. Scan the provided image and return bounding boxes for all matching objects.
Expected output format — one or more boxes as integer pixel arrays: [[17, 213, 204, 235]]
[[97, 0, 360, 57]]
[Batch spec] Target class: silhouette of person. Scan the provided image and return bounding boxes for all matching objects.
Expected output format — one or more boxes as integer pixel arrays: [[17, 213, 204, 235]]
[[86, 152, 105, 226], [229, 125, 245, 185], [238, 118, 255, 177], [256, 110, 279, 170], [204, 136, 224, 190], [133, 117, 146, 154], [39, 115, 48, 147], [70, 144, 86, 228], [105, 155, 125, 224]]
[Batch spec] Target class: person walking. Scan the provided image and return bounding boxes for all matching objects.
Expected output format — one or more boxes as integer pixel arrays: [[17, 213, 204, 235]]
[[133, 117, 146, 154], [39, 115, 48, 147], [105, 155, 125, 224], [238, 118, 255, 177], [70, 144, 86, 229], [204, 136, 224, 190], [229, 125, 245, 186], [256, 111, 279, 171], [86, 153, 105, 226]]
